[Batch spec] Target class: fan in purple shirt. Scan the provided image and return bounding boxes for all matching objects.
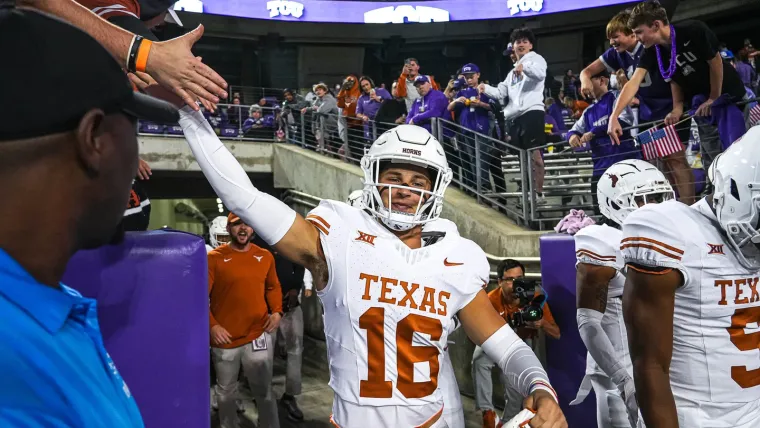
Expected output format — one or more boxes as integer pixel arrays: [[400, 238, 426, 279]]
[[355, 76, 391, 139]]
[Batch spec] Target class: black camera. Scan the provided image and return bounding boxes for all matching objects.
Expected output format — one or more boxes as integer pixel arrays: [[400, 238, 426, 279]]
[[452, 77, 467, 91], [507, 278, 546, 329]]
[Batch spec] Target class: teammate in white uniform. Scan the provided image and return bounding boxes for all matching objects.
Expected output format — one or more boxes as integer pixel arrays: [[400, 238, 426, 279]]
[[621, 127, 760, 428], [346, 191, 465, 427], [165, 85, 566, 428], [571, 160, 675, 428], [207, 215, 229, 252]]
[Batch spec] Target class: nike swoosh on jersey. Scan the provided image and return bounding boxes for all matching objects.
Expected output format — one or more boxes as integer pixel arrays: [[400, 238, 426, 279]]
[[443, 258, 464, 266], [684, 40, 691, 46], [224, 258, 233, 262]]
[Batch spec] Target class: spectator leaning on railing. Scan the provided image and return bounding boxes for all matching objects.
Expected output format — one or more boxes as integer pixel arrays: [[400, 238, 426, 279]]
[[355, 76, 391, 140], [568, 70, 642, 215], [608, 0, 747, 171], [397, 57, 440, 110], [302, 83, 339, 153], [480, 28, 548, 204], [405, 75, 448, 133], [582, 9, 695, 205]]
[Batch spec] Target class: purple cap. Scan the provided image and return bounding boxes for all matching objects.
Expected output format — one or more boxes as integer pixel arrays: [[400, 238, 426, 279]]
[[503, 43, 514, 56], [413, 75, 430, 85], [461, 63, 479, 74]]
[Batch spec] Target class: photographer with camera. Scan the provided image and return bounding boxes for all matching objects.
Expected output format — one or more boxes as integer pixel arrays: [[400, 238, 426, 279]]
[[472, 259, 560, 428]]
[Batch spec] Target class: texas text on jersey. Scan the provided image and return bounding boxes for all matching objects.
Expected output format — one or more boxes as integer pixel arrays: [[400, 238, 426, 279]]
[[306, 199, 488, 425], [623, 199, 760, 424]]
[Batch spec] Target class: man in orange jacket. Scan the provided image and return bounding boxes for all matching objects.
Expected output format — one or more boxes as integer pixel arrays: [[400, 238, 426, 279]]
[[397, 58, 440, 111], [209, 213, 283, 428]]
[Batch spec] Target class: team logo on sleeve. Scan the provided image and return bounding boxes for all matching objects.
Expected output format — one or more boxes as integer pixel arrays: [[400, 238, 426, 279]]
[[708, 243, 726, 255]]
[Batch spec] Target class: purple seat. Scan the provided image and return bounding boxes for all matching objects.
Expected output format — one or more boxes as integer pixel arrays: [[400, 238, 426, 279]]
[[540, 233, 598, 428], [166, 125, 184, 135], [62, 231, 209, 428], [220, 126, 239, 138], [139, 121, 164, 134]]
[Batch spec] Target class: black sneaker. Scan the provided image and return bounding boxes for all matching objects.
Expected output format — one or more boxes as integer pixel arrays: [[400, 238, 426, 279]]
[[282, 395, 304, 421]]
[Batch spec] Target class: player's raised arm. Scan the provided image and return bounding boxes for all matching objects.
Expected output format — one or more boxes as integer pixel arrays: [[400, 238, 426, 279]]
[[458, 291, 567, 428], [123, 77, 329, 281], [177, 106, 324, 270]]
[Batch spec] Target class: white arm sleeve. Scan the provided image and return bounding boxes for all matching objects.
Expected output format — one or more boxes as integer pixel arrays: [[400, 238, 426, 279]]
[[178, 107, 296, 245], [481, 324, 558, 402], [576, 308, 630, 385], [483, 77, 509, 102]]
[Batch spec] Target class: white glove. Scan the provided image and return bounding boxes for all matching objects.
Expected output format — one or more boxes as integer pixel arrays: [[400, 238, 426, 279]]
[[617, 376, 639, 428], [498, 408, 535, 428]]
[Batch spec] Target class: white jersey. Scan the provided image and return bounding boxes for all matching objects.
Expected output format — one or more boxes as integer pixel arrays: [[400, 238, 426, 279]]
[[306, 200, 488, 424], [205, 244, 214, 253], [574, 224, 631, 377], [622, 199, 760, 404]]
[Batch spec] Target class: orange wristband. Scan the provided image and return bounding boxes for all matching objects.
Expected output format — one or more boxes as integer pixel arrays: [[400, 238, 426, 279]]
[[135, 39, 153, 73]]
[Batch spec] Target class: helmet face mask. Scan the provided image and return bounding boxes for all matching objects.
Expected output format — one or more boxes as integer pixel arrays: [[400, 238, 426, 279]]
[[711, 129, 760, 269], [598, 159, 676, 226], [360, 125, 452, 232], [209, 216, 230, 248]]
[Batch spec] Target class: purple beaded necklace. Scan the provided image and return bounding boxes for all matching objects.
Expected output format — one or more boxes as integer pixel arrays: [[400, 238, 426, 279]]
[[655, 25, 677, 80]]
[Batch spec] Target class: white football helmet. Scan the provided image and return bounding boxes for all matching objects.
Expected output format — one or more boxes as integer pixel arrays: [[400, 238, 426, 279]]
[[346, 190, 364, 208], [360, 124, 453, 231], [712, 126, 760, 269], [208, 216, 230, 248], [597, 159, 675, 226]]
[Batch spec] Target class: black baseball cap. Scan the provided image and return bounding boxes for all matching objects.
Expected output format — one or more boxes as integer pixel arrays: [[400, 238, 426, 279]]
[[0, 6, 179, 142]]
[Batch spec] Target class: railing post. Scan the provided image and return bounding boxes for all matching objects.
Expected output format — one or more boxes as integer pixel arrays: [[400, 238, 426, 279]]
[[300, 114, 306, 148], [372, 120, 377, 141], [526, 148, 536, 224], [474, 133, 483, 204], [520, 149, 531, 226]]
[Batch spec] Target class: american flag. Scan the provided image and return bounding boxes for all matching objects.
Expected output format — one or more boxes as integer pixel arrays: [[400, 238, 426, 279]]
[[636, 125, 684, 161], [749, 103, 760, 128]]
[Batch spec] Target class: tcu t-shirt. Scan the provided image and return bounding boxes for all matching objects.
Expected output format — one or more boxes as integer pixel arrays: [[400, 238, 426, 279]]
[[638, 20, 745, 103]]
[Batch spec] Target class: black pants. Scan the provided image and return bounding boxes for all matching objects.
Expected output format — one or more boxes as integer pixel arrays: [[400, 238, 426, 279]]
[[590, 174, 601, 217]]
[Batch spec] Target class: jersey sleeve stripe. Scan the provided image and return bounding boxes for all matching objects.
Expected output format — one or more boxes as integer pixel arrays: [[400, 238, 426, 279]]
[[306, 214, 331, 229], [621, 236, 684, 255], [306, 218, 330, 236], [626, 264, 674, 275], [575, 249, 617, 262], [620, 243, 683, 261]]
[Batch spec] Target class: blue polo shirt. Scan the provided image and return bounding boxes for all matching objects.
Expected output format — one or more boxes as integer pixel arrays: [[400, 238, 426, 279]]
[[0, 249, 143, 427]]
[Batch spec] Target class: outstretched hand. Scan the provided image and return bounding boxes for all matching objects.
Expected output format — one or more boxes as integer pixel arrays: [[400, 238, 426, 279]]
[[144, 25, 227, 111]]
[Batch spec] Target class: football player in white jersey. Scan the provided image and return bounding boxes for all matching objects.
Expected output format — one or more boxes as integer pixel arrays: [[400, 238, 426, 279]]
[[345, 190, 465, 427], [207, 215, 230, 252], [621, 126, 760, 428], [174, 95, 566, 427], [571, 159, 674, 428]]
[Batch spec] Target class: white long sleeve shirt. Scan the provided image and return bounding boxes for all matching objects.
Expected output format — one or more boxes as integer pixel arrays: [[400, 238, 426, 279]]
[[483, 51, 547, 121]]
